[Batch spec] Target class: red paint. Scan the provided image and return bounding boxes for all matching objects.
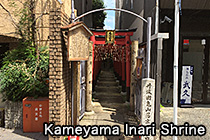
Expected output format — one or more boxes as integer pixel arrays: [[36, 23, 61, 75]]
[[23, 97, 49, 132], [183, 39, 189, 45], [90, 30, 134, 87], [95, 40, 126, 45], [125, 36, 131, 88], [92, 31, 133, 36], [126, 45, 131, 87], [119, 45, 122, 77], [122, 47, 125, 81], [68, 136, 79, 140]]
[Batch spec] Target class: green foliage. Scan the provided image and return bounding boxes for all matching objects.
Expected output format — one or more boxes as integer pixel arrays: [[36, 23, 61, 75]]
[[0, 0, 49, 102], [8, 0, 35, 45], [0, 46, 49, 102], [92, 0, 107, 28]]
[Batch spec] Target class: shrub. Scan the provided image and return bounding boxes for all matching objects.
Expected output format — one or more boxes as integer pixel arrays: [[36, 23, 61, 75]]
[[0, 46, 49, 102], [0, 0, 49, 102]]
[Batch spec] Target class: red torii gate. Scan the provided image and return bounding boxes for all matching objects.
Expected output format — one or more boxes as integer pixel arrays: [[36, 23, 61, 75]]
[[90, 28, 136, 101]]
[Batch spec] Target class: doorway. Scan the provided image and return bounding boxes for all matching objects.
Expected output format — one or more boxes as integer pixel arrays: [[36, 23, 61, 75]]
[[181, 38, 210, 104]]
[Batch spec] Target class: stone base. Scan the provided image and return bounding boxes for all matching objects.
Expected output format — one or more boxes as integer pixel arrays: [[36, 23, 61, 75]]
[[85, 110, 95, 116], [5, 101, 22, 129]]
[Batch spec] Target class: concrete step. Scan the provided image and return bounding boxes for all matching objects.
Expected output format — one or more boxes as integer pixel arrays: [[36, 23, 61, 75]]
[[99, 74, 115, 78], [95, 86, 120, 93], [93, 92, 121, 96], [97, 81, 119, 86], [99, 72, 115, 77], [98, 77, 117, 81], [94, 95, 124, 104]]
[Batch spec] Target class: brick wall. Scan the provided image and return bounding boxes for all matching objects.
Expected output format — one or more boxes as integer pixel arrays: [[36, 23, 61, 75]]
[[49, 1, 71, 139]]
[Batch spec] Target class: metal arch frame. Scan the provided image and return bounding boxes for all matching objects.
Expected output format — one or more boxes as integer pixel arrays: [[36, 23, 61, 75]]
[[73, 8, 152, 78], [73, 8, 148, 23], [70, 1, 153, 132]]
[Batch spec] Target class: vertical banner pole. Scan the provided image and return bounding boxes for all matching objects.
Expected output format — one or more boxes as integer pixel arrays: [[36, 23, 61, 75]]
[[173, 0, 180, 140], [146, 17, 152, 78]]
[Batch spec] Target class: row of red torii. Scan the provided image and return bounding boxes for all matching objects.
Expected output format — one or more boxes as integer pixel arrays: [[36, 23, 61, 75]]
[[89, 28, 137, 100]]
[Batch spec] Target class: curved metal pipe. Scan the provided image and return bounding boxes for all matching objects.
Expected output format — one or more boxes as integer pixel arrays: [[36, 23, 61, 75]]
[[73, 8, 148, 23]]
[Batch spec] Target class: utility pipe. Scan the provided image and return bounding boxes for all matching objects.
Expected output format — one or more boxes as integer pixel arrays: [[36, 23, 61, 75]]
[[173, 0, 180, 140], [146, 17, 152, 78]]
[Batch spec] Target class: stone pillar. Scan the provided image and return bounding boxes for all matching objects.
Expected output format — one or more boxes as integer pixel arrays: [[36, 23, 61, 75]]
[[49, 8, 63, 126], [121, 46, 126, 92], [90, 35, 96, 91], [49, 8, 63, 140], [130, 41, 138, 111], [4, 101, 22, 129], [141, 78, 155, 140], [86, 42, 93, 112], [49, 3, 71, 140]]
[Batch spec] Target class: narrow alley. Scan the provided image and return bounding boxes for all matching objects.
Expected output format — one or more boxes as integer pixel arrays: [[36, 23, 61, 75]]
[[80, 65, 139, 140]]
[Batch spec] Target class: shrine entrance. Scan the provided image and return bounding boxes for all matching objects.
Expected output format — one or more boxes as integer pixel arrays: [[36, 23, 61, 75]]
[[90, 29, 136, 102], [78, 29, 142, 139], [69, 8, 153, 127]]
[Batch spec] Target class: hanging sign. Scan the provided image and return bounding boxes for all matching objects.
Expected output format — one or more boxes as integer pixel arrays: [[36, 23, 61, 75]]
[[105, 30, 115, 44], [180, 66, 193, 105]]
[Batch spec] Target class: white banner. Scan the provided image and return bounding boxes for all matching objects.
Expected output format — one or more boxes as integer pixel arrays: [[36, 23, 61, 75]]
[[180, 66, 193, 104]]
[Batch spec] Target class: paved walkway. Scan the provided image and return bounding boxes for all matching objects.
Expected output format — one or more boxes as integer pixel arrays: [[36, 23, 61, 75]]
[[79, 70, 140, 140], [160, 105, 210, 140], [0, 127, 48, 140]]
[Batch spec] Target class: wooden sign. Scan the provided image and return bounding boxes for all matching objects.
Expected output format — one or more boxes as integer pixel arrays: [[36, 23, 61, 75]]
[[105, 30, 115, 44], [61, 22, 93, 61], [141, 78, 155, 140]]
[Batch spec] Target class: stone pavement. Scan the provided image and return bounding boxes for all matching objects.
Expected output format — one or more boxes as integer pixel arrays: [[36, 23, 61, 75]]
[[160, 105, 210, 140], [1, 105, 209, 140], [79, 70, 140, 140], [0, 127, 48, 140], [79, 69, 210, 140]]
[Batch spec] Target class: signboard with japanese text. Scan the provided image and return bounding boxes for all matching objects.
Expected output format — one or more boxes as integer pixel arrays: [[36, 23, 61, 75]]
[[61, 22, 93, 61], [180, 66, 193, 105], [105, 30, 115, 44], [141, 78, 155, 140]]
